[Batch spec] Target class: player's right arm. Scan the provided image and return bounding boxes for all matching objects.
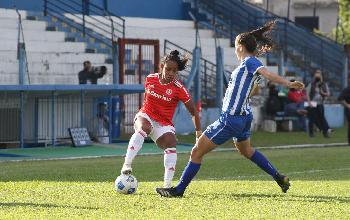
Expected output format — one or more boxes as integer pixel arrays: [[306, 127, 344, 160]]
[[184, 99, 202, 140], [257, 67, 304, 90], [178, 82, 202, 140]]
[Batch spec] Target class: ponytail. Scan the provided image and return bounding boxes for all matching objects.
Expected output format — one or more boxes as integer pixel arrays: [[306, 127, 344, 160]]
[[237, 20, 276, 56], [161, 50, 189, 71]]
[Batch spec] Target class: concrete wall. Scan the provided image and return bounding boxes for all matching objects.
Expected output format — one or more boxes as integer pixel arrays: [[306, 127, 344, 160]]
[[293, 7, 338, 34], [247, 0, 338, 34]]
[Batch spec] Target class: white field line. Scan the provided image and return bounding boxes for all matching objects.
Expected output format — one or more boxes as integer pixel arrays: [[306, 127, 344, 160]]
[[207, 167, 350, 180], [0, 142, 348, 163]]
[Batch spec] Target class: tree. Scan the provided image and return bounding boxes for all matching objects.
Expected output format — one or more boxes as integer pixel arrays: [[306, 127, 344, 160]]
[[335, 0, 350, 44]]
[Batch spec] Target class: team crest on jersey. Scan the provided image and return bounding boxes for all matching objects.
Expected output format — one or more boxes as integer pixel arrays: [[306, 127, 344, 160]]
[[166, 89, 172, 95]]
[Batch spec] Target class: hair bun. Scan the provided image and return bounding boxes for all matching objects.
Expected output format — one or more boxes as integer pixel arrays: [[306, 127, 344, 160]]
[[170, 50, 180, 57]]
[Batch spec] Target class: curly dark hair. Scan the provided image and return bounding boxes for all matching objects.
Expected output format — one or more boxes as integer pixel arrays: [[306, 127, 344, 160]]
[[161, 50, 189, 71], [237, 20, 276, 56]]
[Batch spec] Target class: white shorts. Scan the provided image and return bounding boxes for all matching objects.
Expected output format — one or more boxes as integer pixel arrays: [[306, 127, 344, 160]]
[[134, 112, 176, 142]]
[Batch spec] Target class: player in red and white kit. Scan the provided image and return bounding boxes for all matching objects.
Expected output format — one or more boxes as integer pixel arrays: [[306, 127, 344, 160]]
[[120, 50, 202, 188]]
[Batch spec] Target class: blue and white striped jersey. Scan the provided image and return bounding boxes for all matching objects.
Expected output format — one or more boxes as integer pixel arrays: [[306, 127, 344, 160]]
[[222, 56, 263, 116]]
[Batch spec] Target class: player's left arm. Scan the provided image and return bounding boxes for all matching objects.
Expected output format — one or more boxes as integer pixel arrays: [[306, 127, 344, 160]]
[[184, 99, 202, 140], [257, 67, 304, 90]]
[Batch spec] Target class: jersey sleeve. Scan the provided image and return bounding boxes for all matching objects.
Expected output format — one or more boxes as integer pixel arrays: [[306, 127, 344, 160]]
[[246, 57, 264, 75], [179, 86, 191, 103]]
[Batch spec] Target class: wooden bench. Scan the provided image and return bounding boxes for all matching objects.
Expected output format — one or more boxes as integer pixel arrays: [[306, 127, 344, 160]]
[[274, 114, 299, 132]]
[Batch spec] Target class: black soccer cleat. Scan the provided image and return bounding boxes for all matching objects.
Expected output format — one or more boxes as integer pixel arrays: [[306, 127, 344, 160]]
[[156, 187, 184, 198], [275, 173, 290, 193]]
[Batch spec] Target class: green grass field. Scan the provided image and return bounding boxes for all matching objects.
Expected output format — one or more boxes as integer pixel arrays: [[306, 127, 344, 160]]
[[1, 146, 350, 219], [177, 126, 348, 147]]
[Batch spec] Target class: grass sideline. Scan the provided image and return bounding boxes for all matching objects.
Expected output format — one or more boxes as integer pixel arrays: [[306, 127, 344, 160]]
[[1, 146, 350, 219], [176, 127, 348, 147]]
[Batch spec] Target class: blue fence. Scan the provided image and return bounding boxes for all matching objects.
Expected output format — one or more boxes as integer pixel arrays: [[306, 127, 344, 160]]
[[0, 85, 144, 148]]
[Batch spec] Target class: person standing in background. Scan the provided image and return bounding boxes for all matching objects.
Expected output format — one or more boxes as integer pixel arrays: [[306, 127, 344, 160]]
[[78, 61, 107, 84], [306, 70, 331, 138], [286, 80, 308, 130], [338, 76, 350, 145], [90, 103, 110, 144], [265, 81, 281, 118]]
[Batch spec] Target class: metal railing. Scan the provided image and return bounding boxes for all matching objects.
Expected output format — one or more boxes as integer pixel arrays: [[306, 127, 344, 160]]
[[191, 0, 345, 93], [164, 40, 230, 107], [0, 85, 144, 147], [44, 0, 125, 47]]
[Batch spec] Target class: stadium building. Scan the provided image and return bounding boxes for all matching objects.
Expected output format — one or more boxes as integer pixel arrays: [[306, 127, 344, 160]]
[[0, 0, 347, 148]]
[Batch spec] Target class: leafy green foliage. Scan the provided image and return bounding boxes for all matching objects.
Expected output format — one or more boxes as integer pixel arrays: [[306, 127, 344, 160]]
[[335, 0, 350, 44]]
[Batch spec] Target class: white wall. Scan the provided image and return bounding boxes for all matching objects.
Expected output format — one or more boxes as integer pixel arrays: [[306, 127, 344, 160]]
[[247, 0, 338, 34]]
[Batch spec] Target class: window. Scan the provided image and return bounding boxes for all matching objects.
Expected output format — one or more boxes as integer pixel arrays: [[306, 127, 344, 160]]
[[295, 16, 319, 31]]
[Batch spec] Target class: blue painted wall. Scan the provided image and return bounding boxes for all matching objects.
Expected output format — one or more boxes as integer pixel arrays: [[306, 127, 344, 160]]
[[0, 0, 186, 19], [104, 0, 184, 19], [0, 0, 43, 11]]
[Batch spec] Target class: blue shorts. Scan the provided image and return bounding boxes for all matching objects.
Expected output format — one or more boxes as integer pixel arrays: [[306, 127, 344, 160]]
[[204, 113, 253, 145]]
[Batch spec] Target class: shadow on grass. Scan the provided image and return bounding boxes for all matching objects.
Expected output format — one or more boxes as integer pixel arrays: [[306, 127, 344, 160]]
[[197, 192, 350, 204], [0, 202, 100, 210]]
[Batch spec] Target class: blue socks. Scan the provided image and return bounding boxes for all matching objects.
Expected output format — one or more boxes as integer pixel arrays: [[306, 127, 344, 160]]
[[175, 161, 201, 193], [174, 151, 277, 194], [250, 150, 278, 179]]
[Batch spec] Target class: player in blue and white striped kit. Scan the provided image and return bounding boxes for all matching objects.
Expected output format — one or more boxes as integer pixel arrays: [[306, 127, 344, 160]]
[[156, 21, 304, 197]]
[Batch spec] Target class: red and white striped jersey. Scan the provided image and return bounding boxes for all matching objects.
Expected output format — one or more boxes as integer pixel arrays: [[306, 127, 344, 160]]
[[140, 73, 191, 126]]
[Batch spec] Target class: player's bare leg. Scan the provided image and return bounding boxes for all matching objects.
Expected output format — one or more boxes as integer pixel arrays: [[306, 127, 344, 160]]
[[156, 134, 217, 197], [156, 132, 177, 188], [234, 139, 290, 193], [233, 139, 255, 158], [121, 116, 152, 175], [190, 134, 217, 163]]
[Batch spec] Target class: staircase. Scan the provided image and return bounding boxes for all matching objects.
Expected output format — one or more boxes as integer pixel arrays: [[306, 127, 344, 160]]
[[183, 0, 346, 94], [0, 0, 126, 85], [0, 8, 113, 85]]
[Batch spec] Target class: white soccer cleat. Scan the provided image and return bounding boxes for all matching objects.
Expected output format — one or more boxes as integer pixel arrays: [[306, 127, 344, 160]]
[[121, 163, 132, 175]]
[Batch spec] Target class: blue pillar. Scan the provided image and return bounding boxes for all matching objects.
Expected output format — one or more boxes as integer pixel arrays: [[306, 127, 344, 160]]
[[82, 0, 90, 15], [51, 91, 56, 146], [194, 48, 202, 104], [112, 41, 119, 84], [18, 43, 26, 85], [185, 47, 201, 89], [278, 49, 285, 76], [34, 98, 39, 143], [19, 91, 24, 148], [80, 90, 85, 127], [108, 91, 113, 144], [216, 46, 224, 108], [344, 55, 348, 89], [103, 0, 108, 11], [112, 97, 121, 138]]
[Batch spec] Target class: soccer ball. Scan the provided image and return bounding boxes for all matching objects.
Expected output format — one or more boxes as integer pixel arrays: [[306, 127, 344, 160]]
[[114, 174, 138, 194]]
